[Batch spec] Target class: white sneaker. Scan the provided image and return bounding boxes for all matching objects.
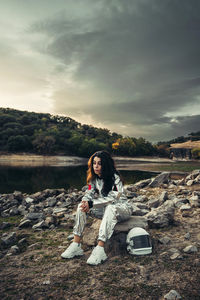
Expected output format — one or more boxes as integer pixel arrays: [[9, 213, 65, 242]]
[[87, 245, 107, 265], [61, 242, 84, 259]]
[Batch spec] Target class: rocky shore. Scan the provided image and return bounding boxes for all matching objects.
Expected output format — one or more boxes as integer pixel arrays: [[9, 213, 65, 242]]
[[0, 170, 200, 299]]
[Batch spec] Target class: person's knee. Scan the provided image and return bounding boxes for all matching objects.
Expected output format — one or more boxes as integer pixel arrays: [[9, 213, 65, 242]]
[[77, 203, 85, 215], [104, 204, 116, 217]]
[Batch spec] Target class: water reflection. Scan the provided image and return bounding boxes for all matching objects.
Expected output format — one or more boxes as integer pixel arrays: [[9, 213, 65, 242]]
[[0, 166, 157, 194]]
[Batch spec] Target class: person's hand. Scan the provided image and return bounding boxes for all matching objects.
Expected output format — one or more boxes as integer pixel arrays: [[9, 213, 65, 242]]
[[80, 200, 90, 213]]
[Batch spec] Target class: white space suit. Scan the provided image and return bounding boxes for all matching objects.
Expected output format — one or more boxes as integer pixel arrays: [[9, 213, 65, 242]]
[[73, 174, 133, 242]]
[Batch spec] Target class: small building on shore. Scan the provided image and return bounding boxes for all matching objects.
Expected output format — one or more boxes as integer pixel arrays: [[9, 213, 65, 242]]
[[170, 140, 200, 160]]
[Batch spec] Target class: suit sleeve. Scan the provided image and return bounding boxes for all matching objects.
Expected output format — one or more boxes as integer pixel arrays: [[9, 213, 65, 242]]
[[81, 182, 96, 208], [114, 174, 124, 193]]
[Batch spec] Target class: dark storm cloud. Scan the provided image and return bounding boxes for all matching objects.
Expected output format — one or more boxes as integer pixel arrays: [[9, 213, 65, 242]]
[[29, 0, 200, 141], [170, 115, 200, 134]]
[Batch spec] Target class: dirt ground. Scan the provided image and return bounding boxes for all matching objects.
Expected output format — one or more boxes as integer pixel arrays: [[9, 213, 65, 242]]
[[0, 202, 200, 300]]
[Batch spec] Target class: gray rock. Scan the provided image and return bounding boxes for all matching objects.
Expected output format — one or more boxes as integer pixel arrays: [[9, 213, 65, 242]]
[[185, 174, 193, 182], [9, 207, 20, 216], [30, 191, 43, 200], [168, 248, 179, 254], [191, 169, 200, 175], [186, 180, 194, 186], [18, 219, 32, 228], [43, 207, 53, 214], [26, 212, 44, 220], [32, 220, 47, 230], [173, 198, 188, 208], [159, 236, 171, 245], [189, 195, 200, 208], [1, 209, 10, 217], [45, 216, 56, 227], [146, 200, 174, 228], [1, 232, 17, 247], [178, 179, 185, 185], [149, 172, 169, 188], [184, 232, 191, 240], [25, 197, 34, 204], [147, 198, 160, 208], [185, 170, 200, 182], [134, 178, 152, 189], [126, 191, 138, 199], [134, 202, 148, 210], [164, 289, 182, 299], [53, 207, 68, 214], [177, 187, 189, 195], [135, 195, 148, 202], [18, 238, 27, 246], [7, 245, 20, 255], [46, 197, 57, 207], [82, 185, 88, 192], [13, 191, 23, 202], [170, 252, 183, 260], [131, 204, 143, 216], [28, 205, 38, 213], [172, 180, 179, 185], [160, 191, 168, 203], [168, 184, 176, 189], [18, 205, 28, 216], [179, 204, 191, 212], [194, 174, 200, 183], [56, 193, 66, 202], [63, 214, 75, 222], [59, 201, 72, 208], [134, 209, 149, 216], [82, 219, 101, 246], [183, 245, 198, 253], [115, 216, 148, 232]]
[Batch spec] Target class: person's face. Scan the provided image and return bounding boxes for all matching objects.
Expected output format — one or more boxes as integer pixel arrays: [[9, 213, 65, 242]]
[[93, 156, 102, 176]]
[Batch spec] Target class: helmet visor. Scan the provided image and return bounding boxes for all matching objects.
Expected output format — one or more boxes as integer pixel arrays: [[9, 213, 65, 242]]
[[131, 235, 152, 249]]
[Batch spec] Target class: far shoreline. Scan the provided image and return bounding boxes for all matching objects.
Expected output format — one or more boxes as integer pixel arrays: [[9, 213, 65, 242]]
[[0, 153, 172, 166], [0, 153, 199, 175]]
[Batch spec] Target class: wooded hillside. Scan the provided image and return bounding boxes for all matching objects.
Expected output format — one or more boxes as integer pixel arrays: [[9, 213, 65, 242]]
[[0, 108, 156, 157]]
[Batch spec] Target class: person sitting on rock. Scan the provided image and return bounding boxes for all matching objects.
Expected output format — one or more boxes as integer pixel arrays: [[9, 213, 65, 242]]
[[61, 150, 133, 265]]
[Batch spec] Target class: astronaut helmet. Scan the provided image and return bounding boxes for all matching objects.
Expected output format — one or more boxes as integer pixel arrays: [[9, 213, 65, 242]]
[[126, 227, 152, 255]]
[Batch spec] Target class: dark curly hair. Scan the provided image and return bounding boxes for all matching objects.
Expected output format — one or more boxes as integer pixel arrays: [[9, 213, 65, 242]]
[[86, 150, 120, 196]]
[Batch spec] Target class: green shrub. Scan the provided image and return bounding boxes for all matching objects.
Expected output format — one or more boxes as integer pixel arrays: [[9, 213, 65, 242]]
[[191, 148, 200, 159]]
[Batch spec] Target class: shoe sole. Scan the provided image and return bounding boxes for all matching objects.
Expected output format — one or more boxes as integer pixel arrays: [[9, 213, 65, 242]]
[[87, 256, 107, 265], [61, 251, 84, 259]]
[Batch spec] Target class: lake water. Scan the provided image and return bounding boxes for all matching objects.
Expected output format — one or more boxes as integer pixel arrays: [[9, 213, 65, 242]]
[[0, 165, 157, 194]]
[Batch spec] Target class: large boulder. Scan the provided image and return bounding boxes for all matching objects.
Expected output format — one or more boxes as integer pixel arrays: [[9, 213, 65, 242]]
[[146, 200, 175, 228], [114, 216, 148, 232], [149, 172, 170, 188], [82, 216, 148, 255]]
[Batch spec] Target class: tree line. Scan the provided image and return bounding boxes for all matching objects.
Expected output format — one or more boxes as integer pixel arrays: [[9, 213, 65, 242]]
[[0, 107, 170, 157]]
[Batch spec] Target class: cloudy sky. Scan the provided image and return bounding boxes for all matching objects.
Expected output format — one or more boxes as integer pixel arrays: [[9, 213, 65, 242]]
[[0, 0, 200, 142]]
